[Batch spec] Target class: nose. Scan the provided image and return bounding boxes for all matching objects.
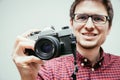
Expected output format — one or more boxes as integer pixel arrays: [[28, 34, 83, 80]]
[[84, 17, 95, 31]]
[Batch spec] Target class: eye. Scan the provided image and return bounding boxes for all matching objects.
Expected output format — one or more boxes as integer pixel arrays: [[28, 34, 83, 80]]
[[93, 15, 106, 22], [76, 14, 88, 21]]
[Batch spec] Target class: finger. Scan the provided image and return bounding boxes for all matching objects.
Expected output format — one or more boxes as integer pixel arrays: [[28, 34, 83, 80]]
[[14, 36, 34, 48], [24, 56, 43, 64], [14, 29, 40, 50], [13, 56, 43, 67], [14, 40, 35, 57], [12, 37, 35, 60]]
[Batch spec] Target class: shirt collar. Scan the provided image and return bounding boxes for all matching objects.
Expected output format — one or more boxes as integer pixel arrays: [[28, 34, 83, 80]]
[[76, 47, 105, 69]]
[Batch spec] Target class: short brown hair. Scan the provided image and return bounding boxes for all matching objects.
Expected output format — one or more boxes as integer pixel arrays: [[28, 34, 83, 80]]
[[70, 0, 114, 27]]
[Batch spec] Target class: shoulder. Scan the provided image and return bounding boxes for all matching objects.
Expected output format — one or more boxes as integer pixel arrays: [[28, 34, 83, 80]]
[[105, 53, 120, 64], [106, 53, 120, 59]]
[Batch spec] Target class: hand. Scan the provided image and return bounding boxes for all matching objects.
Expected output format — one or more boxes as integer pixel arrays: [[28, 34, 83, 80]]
[[12, 29, 43, 80]]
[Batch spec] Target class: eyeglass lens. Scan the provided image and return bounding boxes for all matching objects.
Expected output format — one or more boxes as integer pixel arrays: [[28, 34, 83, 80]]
[[74, 14, 108, 24]]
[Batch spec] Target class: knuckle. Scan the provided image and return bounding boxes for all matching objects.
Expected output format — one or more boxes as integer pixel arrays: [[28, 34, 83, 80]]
[[30, 56, 36, 61], [13, 57, 21, 65], [15, 36, 21, 43], [18, 41, 24, 47]]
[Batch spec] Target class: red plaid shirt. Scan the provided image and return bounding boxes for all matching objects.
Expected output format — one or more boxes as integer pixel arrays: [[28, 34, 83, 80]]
[[37, 48, 120, 80]]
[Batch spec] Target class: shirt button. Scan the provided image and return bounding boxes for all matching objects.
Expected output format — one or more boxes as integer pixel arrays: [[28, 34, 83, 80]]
[[99, 62, 101, 66], [84, 58, 88, 62], [81, 63, 84, 66], [91, 68, 95, 71]]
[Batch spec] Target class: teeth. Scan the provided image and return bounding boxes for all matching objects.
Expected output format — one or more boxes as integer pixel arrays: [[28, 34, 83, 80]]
[[82, 33, 97, 36]]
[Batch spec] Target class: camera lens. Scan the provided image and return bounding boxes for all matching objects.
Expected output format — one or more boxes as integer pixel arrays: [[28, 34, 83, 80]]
[[34, 36, 60, 60], [41, 43, 53, 53]]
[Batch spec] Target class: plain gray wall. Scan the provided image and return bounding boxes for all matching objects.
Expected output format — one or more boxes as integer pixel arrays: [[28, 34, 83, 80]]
[[0, 0, 120, 80]]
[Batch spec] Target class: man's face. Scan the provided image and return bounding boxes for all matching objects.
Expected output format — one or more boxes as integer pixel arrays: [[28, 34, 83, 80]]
[[70, 1, 111, 49]]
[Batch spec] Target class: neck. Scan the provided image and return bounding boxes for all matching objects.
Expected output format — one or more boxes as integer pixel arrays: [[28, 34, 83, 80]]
[[77, 44, 100, 66]]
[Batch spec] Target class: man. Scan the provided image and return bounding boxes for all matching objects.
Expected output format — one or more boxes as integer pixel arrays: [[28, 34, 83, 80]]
[[12, 0, 120, 80]]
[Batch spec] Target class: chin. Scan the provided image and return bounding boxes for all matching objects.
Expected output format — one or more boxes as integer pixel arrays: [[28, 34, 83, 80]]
[[78, 42, 98, 49], [81, 45, 97, 49]]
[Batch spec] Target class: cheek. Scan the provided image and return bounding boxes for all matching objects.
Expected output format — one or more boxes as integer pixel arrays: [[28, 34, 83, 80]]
[[96, 22, 110, 31], [72, 24, 83, 41], [97, 26, 110, 43], [72, 23, 84, 32], [100, 27, 110, 35]]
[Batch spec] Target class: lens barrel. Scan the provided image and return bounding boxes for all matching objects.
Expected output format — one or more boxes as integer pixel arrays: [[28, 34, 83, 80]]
[[34, 36, 60, 60]]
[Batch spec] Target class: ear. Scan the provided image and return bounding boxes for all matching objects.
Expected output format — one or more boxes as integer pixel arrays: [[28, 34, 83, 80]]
[[107, 26, 111, 35], [70, 19, 73, 28]]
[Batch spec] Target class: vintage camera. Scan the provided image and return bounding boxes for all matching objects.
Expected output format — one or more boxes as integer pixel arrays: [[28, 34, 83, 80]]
[[25, 26, 76, 60]]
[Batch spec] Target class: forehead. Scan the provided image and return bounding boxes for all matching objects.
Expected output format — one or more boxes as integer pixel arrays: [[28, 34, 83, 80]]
[[75, 1, 108, 15]]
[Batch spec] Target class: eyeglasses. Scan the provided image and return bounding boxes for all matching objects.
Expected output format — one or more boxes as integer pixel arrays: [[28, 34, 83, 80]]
[[73, 13, 110, 25]]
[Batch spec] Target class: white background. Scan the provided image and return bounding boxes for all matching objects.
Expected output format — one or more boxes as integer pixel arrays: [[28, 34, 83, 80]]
[[0, 0, 120, 80]]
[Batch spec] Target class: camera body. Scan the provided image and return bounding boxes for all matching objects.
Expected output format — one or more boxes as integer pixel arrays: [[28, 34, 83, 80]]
[[26, 26, 76, 60]]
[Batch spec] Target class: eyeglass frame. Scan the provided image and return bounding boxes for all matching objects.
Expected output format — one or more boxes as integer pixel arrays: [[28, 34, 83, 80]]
[[72, 13, 110, 25]]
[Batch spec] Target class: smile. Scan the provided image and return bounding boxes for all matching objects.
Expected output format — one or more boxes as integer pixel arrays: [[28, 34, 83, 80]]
[[81, 33, 98, 40], [82, 33, 97, 36]]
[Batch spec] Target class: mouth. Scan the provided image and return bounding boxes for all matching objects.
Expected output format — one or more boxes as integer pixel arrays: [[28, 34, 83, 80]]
[[82, 33, 97, 36], [81, 33, 98, 40]]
